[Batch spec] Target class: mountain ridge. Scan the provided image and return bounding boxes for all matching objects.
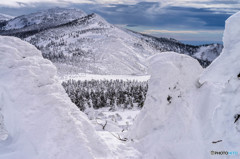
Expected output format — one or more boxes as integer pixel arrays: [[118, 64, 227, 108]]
[[0, 8, 223, 75], [0, 8, 86, 38], [0, 13, 14, 22]]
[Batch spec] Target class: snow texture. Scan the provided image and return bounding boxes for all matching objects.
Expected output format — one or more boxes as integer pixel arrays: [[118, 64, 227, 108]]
[[0, 36, 111, 159]]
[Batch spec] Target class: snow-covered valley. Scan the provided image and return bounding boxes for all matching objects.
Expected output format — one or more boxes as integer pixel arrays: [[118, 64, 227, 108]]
[[1, 6, 240, 159]]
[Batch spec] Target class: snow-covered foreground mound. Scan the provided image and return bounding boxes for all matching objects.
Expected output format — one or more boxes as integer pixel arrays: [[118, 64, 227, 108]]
[[129, 52, 204, 158], [0, 36, 111, 159], [130, 11, 240, 159], [198, 10, 240, 154], [129, 52, 203, 139]]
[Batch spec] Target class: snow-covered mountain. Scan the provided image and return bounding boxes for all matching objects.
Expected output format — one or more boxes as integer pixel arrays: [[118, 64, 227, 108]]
[[24, 13, 155, 75], [0, 8, 86, 38], [0, 8, 223, 75], [127, 30, 223, 67], [0, 13, 13, 22]]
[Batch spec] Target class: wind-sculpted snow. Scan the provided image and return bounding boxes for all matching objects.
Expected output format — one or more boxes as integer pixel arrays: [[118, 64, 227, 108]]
[[197, 10, 240, 157], [200, 11, 240, 84], [0, 36, 111, 159], [129, 52, 205, 159], [130, 52, 203, 139], [130, 11, 240, 159]]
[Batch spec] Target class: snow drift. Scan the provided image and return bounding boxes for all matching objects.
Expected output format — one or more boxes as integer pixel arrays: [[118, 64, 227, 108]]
[[0, 36, 111, 159], [130, 11, 240, 159]]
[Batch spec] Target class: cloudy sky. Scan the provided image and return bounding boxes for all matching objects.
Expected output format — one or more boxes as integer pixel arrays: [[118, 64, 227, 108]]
[[0, 0, 240, 45]]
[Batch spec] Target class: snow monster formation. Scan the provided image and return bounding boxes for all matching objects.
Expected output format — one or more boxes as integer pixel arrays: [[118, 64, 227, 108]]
[[0, 36, 111, 159], [129, 52, 205, 159], [130, 11, 240, 159], [198, 10, 240, 157]]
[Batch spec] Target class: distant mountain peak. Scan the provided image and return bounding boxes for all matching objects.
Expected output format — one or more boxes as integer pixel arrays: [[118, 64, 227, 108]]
[[0, 13, 14, 22], [79, 13, 112, 26], [1, 8, 87, 31], [58, 12, 112, 29]]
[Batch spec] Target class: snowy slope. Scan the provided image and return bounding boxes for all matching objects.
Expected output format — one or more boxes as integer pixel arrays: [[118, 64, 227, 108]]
[[125, 29, 223, 66], [193, 43, 223, 62], [0, 13, 13, 22], [25, 13, 155, 75], [0, 36, 111, 159], [23, 11, 222, 75]]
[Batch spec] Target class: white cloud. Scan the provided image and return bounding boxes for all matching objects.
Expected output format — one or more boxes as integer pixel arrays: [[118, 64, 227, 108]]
[[0, 0, 239, 11], [144, 0, 240, 14], [142, 29, 223, 34], [0, 0, 93, 7]]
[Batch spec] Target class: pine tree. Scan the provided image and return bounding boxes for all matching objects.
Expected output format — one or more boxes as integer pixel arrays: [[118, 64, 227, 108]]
[[61, 79, 148, 111]]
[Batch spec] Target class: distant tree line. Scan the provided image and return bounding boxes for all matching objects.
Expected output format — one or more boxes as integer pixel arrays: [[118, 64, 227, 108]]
[[62, 79, 148, 111]]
